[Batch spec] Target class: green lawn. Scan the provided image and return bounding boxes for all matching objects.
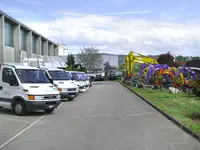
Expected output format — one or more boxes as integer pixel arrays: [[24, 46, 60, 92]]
[[121, 82, 200, 136]]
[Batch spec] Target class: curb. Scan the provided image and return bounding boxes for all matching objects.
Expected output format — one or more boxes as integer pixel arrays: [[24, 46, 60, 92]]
[[119, 82, 200, 142]]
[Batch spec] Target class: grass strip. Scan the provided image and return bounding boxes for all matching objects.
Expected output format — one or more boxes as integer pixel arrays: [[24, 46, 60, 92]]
[[120, 82, 200, 136]]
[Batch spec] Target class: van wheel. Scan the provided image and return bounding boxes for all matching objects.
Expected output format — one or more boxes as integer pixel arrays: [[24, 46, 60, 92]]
[[13, 101, 26, 116], [44, 109, 54, 113]]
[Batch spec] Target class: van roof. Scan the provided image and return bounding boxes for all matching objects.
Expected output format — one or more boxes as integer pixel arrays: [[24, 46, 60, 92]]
[[3, 64, 39, 70], [45, 68, 64, 71], [179, 67, 200, 71], [68, 71, 85, 73]]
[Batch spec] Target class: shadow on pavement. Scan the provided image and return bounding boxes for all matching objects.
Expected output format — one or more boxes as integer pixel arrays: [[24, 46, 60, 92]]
[[0, 108, 50, 117], [91, 81, 117, 85]]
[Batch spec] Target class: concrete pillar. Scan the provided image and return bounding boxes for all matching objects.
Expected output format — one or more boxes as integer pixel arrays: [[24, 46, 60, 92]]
[[44, 40, 48, 56], [26, 31, 32, 58], [36, 36, 41, 56], [48, 42, 50, 56], [13, 24, 20, 63], [54, 46, 58, 56], [0, 15, 4, 63], [50, 44, 54, 56]]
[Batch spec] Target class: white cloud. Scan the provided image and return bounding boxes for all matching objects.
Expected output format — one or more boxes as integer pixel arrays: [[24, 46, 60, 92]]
[[24, 11, 200, 56]]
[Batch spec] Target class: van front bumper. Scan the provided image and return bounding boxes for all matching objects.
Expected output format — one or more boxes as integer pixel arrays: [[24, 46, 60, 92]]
[[60, 92, 78, 100], [79, 86, 87, 92], [25, 100, 61, 111]]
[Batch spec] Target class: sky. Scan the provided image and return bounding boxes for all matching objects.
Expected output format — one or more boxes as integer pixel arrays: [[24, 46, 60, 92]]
[[1, 0, 200, 56]]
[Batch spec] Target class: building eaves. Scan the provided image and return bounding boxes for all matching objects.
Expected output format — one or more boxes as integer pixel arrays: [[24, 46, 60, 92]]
[[0, 9, 57, 46]]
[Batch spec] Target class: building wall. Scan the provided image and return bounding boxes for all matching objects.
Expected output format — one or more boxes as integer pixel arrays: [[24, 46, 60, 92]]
[[58, 44, 68, 56], [4, 46, 15, 62], [74, 53, 119, 69], [101, 53, 118, 68], [0, 11, 59, 63]]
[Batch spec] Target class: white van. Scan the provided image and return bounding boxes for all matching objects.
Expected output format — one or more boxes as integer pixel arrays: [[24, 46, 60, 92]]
[[84, 74, 90, 90], [0, 63, 61, 116], [41, 68, 79, 101], [68, 71, 88, 92]]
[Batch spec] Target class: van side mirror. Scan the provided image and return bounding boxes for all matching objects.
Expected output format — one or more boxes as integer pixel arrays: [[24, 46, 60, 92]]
[[10, 77, 18, 86], [71, 77, 74, 80]]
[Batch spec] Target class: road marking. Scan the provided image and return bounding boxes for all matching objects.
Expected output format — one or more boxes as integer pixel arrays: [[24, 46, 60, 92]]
[[0, 116, 45, 149], [58, 102, 63, 107]]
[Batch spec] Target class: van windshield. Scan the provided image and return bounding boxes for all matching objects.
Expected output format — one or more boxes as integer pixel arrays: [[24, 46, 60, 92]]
[[48, 70, 72, 80], [16, 69, 50, 83], [71, 72, 86, 81]]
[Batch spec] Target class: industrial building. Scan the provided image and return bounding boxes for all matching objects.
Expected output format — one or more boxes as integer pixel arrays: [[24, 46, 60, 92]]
[[101, 53, 118, 68], [0, 10, 60, 63], [58, 44, 68, 56], [74, 53, 119, 69]]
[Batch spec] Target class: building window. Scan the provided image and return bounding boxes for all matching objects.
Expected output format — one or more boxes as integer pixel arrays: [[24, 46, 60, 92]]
[[32, 35, 36, 54], [4, 21, 13, 47], [20, 29, 26, 51]]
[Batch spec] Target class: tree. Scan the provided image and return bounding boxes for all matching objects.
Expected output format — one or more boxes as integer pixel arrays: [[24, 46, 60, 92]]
[[77, 47, 103, 70], [157, 52, 179, 67], [67, 54, 75, 69], [176, 55, 185, 62], [74, 64, 87, 72], [192, 56, 200, 60]]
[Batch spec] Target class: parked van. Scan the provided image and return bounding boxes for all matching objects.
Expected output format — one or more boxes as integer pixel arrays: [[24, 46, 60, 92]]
[[84, 74, 90, 90], [68, 71, 88, 92], [0, 63, 61, 116], [41, 68, 79, 101]]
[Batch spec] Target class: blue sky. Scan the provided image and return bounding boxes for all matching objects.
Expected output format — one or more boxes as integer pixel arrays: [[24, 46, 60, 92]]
[[1, 0, 200, 56], [1, 0, 200, 21]]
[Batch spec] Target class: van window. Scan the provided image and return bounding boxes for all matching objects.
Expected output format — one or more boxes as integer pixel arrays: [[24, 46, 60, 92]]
[[2, 68, 15, 84], [48, 70, 71, 80], [15, 69, 50, 83], [71, 72, 86, 81], [71, 73, 80, 81]]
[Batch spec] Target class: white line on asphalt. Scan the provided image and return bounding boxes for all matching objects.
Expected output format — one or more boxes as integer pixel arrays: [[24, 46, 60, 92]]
[[0, 115, 45, 149], [58, 102, 64, 107]]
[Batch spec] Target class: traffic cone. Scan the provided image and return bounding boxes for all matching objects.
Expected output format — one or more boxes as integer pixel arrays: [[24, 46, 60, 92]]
[[90, 79, 92, 87]]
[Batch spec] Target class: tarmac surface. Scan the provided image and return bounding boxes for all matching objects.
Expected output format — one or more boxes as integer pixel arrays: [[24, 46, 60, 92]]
[[0, 82, 200, 150]]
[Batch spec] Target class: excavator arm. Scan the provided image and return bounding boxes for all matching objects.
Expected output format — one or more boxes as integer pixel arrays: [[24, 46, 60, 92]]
[[124, 51, 158, 76]]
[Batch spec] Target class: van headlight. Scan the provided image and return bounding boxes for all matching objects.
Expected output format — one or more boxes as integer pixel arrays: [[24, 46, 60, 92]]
[[28, 95, 43, 100], [57, 95, 60, 99], [57, 88, 62, 92]]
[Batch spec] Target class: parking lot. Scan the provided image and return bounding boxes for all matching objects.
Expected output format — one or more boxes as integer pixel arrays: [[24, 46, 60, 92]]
[[0, 105, 47, 147], [0, 82, 200, 150]]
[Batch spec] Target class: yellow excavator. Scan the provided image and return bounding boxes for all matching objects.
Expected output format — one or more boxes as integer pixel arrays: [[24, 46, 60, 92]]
[[124, 51, 158, 78]]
